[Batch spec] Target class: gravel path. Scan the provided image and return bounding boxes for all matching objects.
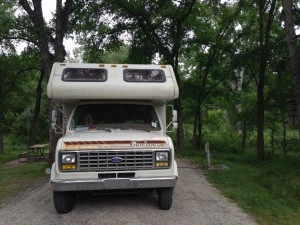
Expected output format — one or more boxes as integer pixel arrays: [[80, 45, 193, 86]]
[[0, 159, 258, 225]]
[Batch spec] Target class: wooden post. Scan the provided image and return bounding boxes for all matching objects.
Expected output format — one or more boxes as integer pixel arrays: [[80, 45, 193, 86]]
[[205, 143, 211, 169]]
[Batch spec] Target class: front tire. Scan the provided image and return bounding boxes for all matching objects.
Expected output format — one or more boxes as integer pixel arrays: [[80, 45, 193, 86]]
[[53, 191, 76, 214], [157, 188, 173, 210]]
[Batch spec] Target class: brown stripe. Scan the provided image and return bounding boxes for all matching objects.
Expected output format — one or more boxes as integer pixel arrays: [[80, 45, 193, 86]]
[[63, 140, 166, 145]]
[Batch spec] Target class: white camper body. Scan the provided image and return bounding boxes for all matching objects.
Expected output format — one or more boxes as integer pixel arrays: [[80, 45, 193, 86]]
[[47, 63, 179, 213], [47, 63, 179, 102]]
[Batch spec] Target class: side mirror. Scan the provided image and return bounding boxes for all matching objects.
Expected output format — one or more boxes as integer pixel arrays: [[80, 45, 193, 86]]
[[173, 122, 178, 130], [172, 110, 178, 122], [51, 108, 64, 134], [51, 110, 57, 123], [166, 106, 178, 132], [172, 110, 178, 130], [51, 110, 57, 131]]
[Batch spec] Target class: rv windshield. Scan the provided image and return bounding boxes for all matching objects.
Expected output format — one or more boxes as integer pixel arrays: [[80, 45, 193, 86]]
[[70, 104, 161, 132]]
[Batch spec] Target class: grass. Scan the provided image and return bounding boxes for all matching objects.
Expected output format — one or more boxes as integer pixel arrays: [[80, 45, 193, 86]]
[[181, 150, 300, 225], [1, 138, 299, 225], [0, 144, 49, 207]]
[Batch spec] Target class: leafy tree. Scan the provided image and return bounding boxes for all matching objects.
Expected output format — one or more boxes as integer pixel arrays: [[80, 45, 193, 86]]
[[253, 0, 278, 160], [18, 0, 74, 163], [282, 0, 300, 137], [0, 0, 51, 150], [0, 0, 17, 154], [180, 1, 246, 150], [1, 0, 298, 161], [71, 0, 198, 151], [220, 0, 281, 159]]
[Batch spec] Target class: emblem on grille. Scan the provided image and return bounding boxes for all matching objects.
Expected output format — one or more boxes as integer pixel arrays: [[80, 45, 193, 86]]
[[131, 140, 137, 147], [111, 157, 123, 163]]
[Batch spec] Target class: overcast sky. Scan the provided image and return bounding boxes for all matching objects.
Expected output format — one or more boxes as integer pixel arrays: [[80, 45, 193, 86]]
[[17, 1, 76, 55], [43, 1, 78, 55], [42, 1, 56, 22]]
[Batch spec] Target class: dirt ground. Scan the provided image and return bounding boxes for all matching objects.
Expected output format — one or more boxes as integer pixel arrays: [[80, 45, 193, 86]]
[[0, 159, 258, 225]]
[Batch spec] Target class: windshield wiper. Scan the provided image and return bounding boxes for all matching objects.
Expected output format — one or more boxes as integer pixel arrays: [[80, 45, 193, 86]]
[[97, 128, 112, 132], [121, 127, 150, 132]]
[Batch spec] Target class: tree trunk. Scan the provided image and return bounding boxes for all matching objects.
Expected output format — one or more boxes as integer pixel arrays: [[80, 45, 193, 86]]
[[257, 73, 265, 160], [192, 93, 201, 150], [241, 121, 247, 152], [49, 0, 73, 164], [281, 109, 287, 156], [198, 105, 203, 150], [282, 0, 300, 137], [0, 62, 3, 154], [54, 0, 72, 62], [20, 0, 73, 164], [192, 107, 199, 150], [29, 69, 44, 146], [192, 104, 203, 151], [48, 99, 61, 164], [235, 69, 244, 135], [256, 0, 277, 161], [175, 97, 185, 151], [19, 0, 53, 160], [173, 62, 185, 151], [270, 115, 276, 156], [257, 0, 266, 161], [277, 70, 287, 156], [0, 101, 3, 154]]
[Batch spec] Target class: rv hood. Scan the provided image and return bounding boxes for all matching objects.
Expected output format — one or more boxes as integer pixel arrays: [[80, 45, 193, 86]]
[[59, 130, 171, 150]]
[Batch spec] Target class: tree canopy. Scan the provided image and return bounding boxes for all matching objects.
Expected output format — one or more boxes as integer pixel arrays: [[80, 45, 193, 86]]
[[1, 0, 300, 161]]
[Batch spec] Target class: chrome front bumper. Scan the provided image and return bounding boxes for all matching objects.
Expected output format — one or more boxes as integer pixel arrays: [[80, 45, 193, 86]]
[[51, 176, 178, 191]]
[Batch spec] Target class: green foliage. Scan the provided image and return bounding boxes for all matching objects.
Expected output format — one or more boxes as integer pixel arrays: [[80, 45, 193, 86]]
[[1, 52, 47, 146], [184, 151, 300, 225], [101, 45, 130, 64], [0, 0, 298, 155], [0, 0, 17, 52], [68, 0, 298, 157], [203, 110, 243, 152]]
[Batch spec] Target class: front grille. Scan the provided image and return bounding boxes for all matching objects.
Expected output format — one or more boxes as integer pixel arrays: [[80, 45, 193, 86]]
[[97, 173, 135, 178], [78, 150, 154, 171]]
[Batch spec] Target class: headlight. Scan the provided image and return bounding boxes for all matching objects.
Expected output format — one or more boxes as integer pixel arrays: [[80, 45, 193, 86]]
[[156, 152, 169, 161], [155, 151, 169, 167], [62, 153, 76, 163], [61, 153, 76, 170]]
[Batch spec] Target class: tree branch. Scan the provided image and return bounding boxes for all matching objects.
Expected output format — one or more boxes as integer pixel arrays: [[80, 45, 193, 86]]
[[177, 0, 197, 25], [19, 0, 33, 15], [0, 36, 39, 46]]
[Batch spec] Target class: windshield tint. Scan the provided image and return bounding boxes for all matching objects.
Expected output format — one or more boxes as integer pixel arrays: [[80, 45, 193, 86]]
[[70, 104, 161, 132]]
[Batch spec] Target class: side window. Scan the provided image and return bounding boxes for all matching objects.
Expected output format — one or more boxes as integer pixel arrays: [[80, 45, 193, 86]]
[[62, 68, 107, 82], [123, 69, 166, 82]]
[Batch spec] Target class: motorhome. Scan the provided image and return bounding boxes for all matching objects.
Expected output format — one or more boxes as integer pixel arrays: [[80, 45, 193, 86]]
[[47, 63, 179, 213]]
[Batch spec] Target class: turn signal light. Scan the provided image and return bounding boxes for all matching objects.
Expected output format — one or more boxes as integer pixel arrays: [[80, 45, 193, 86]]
[[156, 162, 169, 167], [62, 164, 76, 170]]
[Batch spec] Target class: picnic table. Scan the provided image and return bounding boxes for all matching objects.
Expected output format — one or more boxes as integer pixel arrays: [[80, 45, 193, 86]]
[[18, 144, 49, 162]]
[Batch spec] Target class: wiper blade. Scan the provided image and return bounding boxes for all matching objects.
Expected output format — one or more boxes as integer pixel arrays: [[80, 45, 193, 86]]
[[121, 127, 150, 132], [97, 128, 112, 132]]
